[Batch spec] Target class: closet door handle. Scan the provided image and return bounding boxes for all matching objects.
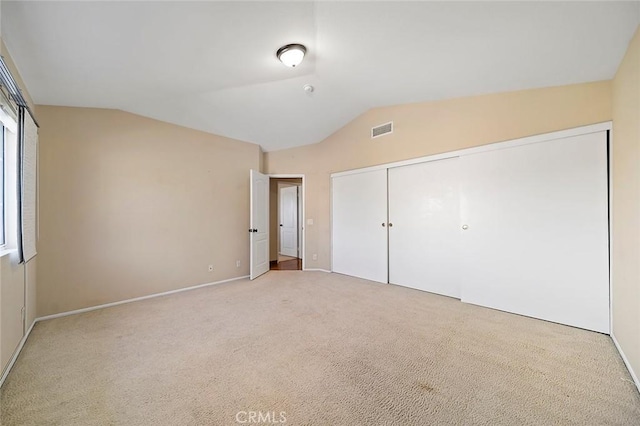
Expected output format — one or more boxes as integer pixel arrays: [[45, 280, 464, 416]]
[[381, 223, 386, 227], [388, 223, 393, 227]]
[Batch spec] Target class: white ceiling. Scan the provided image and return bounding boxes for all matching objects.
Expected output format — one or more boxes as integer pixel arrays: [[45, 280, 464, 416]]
[[2, 1, 639, 151]]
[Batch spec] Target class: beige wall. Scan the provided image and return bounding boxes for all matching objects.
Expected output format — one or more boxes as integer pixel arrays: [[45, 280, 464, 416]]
[[612, 26, 640, 385], [1, 253, 25, 370], [265, 81, 612, 271], [37, 106, 260, 316], [25, 260, 36, 328], [259, 147, 265, 173]]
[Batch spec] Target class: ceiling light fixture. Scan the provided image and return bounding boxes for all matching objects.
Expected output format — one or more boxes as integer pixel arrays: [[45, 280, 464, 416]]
[[277, 44, 306, 68]]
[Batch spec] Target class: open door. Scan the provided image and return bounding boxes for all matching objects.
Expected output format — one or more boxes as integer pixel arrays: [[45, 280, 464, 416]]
[[279, 185, 298, 258], [250, 170, 269, 279]]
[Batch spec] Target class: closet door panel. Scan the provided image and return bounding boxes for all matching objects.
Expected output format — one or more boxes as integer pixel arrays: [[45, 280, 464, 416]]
[[332, 170, 388, 283], [460, 132, 609, 333], [388, 157, 461, 298]]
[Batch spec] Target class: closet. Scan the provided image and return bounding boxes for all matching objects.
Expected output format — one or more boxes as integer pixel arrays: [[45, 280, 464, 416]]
[[331, 126, 610, 333]]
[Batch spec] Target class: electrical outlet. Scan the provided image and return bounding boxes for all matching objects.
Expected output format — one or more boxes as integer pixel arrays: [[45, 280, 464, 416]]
[[208, 265, 214, 272], [312, 254, 318, 261], [236, 260, 241, 267]]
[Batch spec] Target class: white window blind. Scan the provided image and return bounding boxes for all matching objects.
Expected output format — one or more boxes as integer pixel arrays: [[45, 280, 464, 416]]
[[21, 112, 37, 262]]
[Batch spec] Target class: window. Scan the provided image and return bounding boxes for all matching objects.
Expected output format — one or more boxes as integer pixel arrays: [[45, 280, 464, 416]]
[[0, 124, 4, 246], [0, 105, 18, 250]]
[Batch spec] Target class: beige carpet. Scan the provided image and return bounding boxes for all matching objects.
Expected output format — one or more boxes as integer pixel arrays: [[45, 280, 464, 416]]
[[1, 271, 639, 425]]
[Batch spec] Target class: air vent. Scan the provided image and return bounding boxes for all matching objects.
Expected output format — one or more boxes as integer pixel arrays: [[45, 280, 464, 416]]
[[371, 121, 393, 139]]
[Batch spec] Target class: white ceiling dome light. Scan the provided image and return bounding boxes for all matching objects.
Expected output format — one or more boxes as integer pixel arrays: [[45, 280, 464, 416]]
[[277, 44, 306, 68]]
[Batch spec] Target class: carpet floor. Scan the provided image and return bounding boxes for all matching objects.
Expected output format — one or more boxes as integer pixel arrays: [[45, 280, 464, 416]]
[[1, 271, 639, 425]]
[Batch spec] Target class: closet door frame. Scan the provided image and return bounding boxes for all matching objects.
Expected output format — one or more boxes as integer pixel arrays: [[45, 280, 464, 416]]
[[330, 122, 613, 333]]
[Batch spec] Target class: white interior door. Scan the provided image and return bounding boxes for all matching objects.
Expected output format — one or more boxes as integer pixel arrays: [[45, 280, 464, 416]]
[[388, 157, 461, 298], [250, 170, 269, 280], [332, 169, 388, 283], [460, 131, 609, 333], [279, 185, 298, 258]]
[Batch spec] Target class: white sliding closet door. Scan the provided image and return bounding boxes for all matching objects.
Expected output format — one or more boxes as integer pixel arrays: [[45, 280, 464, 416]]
[[460, 131, 609, 333], [388, 157, 461, 298], [332, 170, 388, 283]]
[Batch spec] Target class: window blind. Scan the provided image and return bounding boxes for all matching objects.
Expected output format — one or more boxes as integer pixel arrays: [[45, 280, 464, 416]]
[[1, 55, 39, 263], [21, 112, 37, 262]]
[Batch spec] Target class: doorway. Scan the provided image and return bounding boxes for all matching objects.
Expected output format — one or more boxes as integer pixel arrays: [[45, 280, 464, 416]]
[[269, 177, 302, 271]]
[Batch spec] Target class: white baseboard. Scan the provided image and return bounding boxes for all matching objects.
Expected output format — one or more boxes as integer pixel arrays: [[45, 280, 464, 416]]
[[37, 275, 250, 322], [611, 333, 640, 394], [0, 319, 37, 389], [303, 268, 332, 273]]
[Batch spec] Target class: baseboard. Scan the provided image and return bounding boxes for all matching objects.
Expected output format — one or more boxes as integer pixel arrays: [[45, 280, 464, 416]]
[[36, 275, 250, 322], [303, 268, 332, 273], [611, 333, 640, 394], [0, 319, 37, 389]]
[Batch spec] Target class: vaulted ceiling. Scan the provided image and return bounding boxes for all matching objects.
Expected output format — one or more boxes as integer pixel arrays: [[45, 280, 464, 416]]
[[2, 1, 638, 151]]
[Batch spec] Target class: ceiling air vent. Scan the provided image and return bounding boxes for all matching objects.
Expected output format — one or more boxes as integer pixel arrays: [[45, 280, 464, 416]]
[[371, 121, 393, 139]]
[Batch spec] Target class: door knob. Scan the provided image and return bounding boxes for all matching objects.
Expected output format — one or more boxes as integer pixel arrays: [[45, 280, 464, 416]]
[[388, 223, 393, 227], [280, 224, 283, 227], [382, 223, 386, 227], [462, 225, 468, 230]]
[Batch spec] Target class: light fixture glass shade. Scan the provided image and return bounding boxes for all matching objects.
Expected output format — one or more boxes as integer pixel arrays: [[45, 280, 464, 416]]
[[277, 44, 306, 68]]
